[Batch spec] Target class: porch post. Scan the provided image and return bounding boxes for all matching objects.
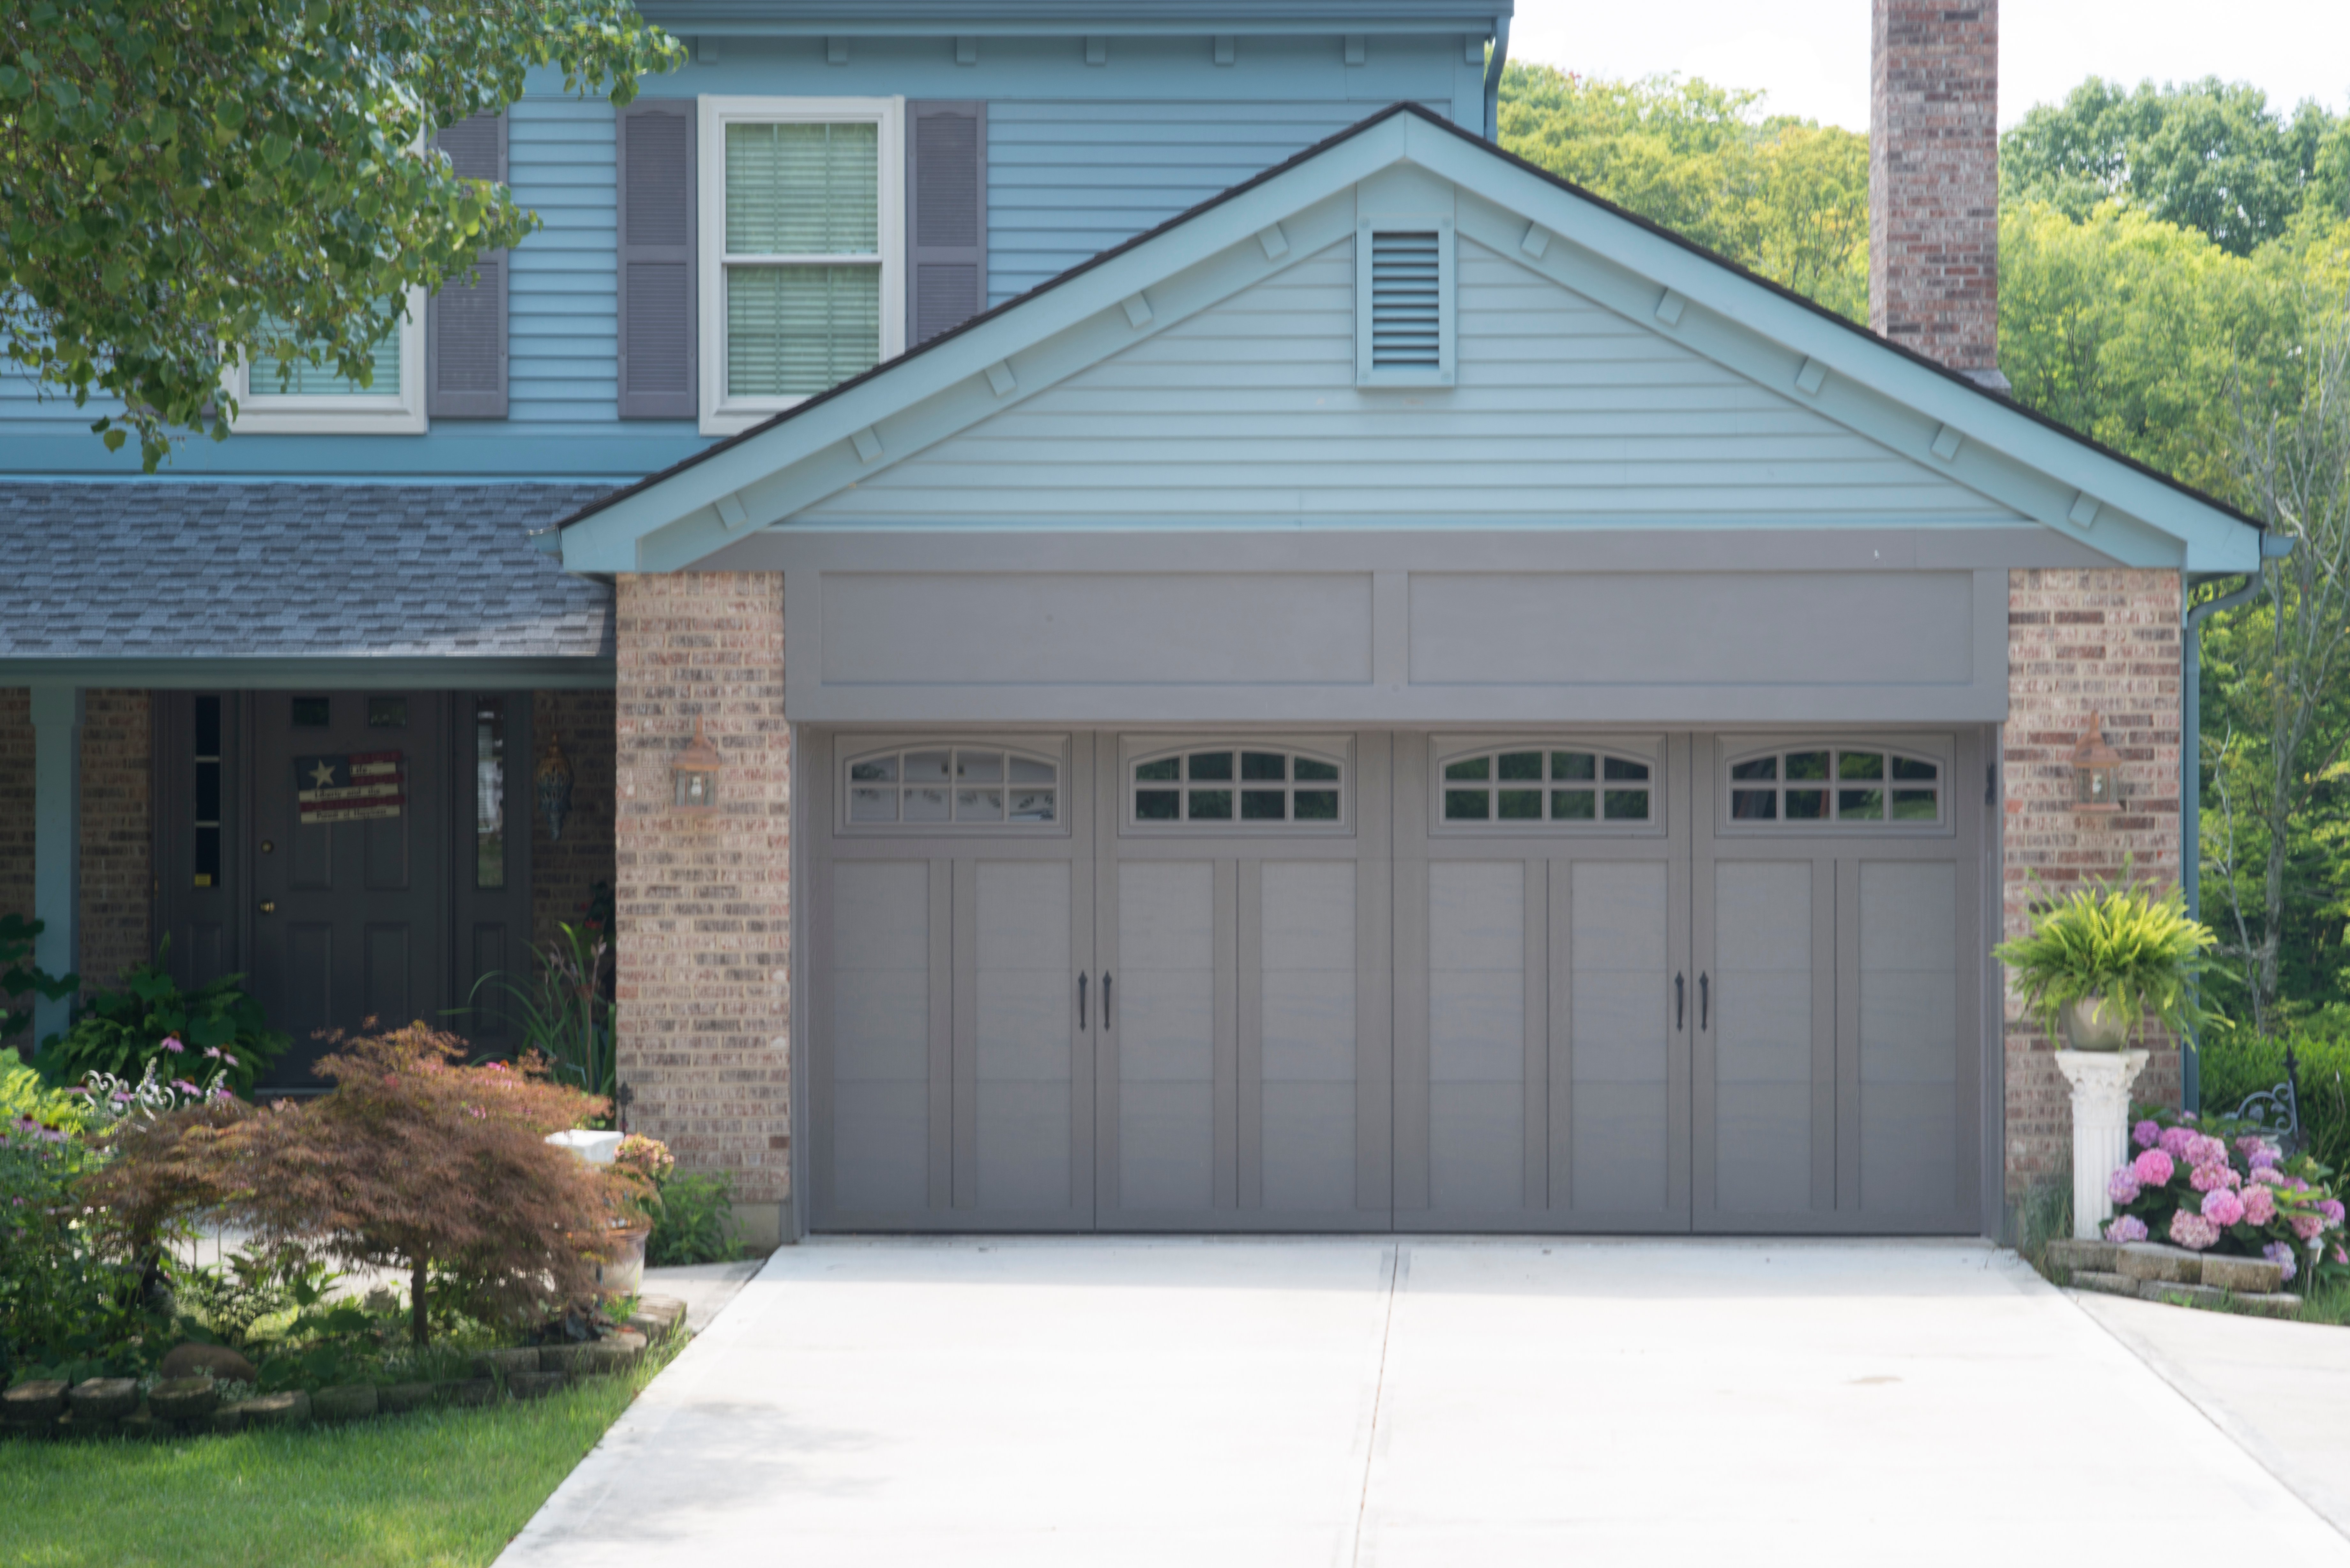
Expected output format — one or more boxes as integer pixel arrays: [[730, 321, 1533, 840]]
[[29, 685, 83, 1050]]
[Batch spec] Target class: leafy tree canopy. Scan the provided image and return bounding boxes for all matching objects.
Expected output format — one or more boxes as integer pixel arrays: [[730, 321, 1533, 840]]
[[0, 0, 683, 470], [2003, 76, 2350, 255], [1497, 63, 1870, 322]]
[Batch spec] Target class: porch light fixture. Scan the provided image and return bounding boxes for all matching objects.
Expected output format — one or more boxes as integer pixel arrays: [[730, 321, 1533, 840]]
[[536, 729, 575, 841], [672, 717, 722, 812], [2072, 712, 2123, 813]]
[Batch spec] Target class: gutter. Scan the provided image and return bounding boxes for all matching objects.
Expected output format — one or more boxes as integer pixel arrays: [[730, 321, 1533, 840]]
[[2179, 531, 2293, 1110], [1481, 13, 1510, 140]]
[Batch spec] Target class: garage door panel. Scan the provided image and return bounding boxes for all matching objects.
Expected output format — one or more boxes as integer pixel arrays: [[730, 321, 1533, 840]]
[[1862, 1084, 1959, 1212], [1430, 1085, 1525, 1212], [1119, 1083, 1217, 1211], [1565, 974, 1668, 1082], [1570, 1086, 1669, 1213], [976, 1082, 1074, 1211], [1262, 1083, 1358, 1212], [1261, 862, 1356, 971], [1855, 858, 1965, 1220], [1714, 1089, 1814, 1213], [1570, 862, 1668, 971], [1261, 968, 1356, 1081]]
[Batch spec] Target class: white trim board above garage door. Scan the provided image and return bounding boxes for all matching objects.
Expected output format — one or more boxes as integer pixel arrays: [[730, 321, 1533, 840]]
[[723, 528, 2107, 725]]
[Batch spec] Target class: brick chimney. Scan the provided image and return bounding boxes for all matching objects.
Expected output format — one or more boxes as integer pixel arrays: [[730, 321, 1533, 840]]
[[1869, 1, 2006, 391]]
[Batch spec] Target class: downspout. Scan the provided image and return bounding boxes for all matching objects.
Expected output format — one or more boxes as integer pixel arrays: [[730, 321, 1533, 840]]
[[2179, 533, 2291, 1110], [1481, 14, 1511, 141]]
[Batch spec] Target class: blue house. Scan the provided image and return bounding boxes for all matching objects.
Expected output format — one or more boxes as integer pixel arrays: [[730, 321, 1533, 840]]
[[0, 2, 2260, 1245]]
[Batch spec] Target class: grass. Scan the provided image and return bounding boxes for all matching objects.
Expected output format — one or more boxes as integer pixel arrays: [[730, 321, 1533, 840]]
[[0, 1346, 675, 1568]]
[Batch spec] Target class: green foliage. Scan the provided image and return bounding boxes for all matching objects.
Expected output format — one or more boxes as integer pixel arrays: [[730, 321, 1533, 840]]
[[170, 1243, 336, 1350], [0, 912, 80, 1045], [646, 1171, 744, 1268], [0, 0, 685, 471], [2198, 1019, 2350, 1177], [1994, 877, 2220, 1042], [2003, 76, 2348, 255], [38, 944, 291, 1097], [465, 921, 615, 1104], [2, 1047, 88, 1133], [0, 1113, 156, 1381], [1496, 64, 1870, 321]]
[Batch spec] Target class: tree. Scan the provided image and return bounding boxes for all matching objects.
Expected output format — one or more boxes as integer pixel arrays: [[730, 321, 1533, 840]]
[[2004, 77, 2346, 256], [0, 0, 682, 471], [1496, 64, 1870, 321]]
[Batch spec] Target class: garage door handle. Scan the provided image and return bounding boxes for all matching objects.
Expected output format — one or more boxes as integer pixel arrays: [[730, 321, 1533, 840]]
[[1674, 972, 1684, 1031], [1103, 972, 1113, 1031], [1700, 972, 1710, 1031], [1078, 973, 1088, 1030]]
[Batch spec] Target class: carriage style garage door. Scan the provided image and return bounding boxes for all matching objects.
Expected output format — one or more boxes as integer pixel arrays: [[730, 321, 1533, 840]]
[[806, 729, 1985, 1235]]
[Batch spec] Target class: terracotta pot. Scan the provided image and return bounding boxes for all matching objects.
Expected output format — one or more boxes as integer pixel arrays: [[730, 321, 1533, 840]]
[[2059, 994, 2134, 1052]]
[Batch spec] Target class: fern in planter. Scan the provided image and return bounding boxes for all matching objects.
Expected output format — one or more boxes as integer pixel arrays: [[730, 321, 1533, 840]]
[[1993, 877, 2219, 1047]]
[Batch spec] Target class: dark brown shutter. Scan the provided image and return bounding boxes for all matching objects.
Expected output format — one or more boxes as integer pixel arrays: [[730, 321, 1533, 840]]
[[618, 100, 698, 419], [906, 101, 987, 345], [428, 111, 509, 418]]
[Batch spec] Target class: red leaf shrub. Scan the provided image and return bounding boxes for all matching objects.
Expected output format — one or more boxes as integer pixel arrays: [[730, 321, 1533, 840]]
[[85, 1022, 622, 1345]]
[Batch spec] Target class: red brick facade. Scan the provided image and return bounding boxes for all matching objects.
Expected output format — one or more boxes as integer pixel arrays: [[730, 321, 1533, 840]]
[[0, 687, 151, 996], [612, 574, 793, 1239], [1869, 0, 2001, 379], [2002, 569, 2184, 1196]]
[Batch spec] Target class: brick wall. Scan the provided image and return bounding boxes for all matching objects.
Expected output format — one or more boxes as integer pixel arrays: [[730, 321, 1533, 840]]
[[0, 687, 150, 994], [2004, 569, 2183, 1196], [612, 574, 792, 1234], [532, 689, 616, 950], [1869, 0, 2002, 379]]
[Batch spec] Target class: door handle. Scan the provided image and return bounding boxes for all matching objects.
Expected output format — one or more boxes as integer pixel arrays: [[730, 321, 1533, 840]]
[[1700, 972, 1710, 1031], [1103, 971, 1113, 1031], [259, 901, 277, 916], [1674, 972, 1684, 1031], [1078, 973, 1088, 1031]]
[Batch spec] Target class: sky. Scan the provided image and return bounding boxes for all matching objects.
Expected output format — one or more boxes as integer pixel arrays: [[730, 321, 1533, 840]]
[[1507, 0, 2350, 130]]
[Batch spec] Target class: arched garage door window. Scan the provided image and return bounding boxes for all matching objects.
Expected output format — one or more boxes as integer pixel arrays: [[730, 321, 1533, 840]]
[[1433, 741, 1658, 827], [1724, 743, 1945, 827], [844, 741, 1061, 826], [1128, 743, 1348, 828]]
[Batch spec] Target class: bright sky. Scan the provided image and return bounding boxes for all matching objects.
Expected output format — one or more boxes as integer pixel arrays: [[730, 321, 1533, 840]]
[[1508, 0, 2350, 131]]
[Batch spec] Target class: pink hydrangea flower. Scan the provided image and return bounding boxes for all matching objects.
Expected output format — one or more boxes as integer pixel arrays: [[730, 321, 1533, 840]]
[[2106, 1215, 2149, 1244], [2187, 1134, 2232, 1169], [2158, 1126, 2198, 1159], [2264, 1241, 2299, 1283], [2133, 1149, 2176, 1186], [2190, 1161, 2242, 1193], [2334, 1244, 2347, 1266], [2293, 1214, 2325, 1242], [2108, 1167, 2142, 1205], [2170, 1210, 2221, 1250], [2321, 1199, 2347, 1228], [2134, 1120, 2163, 1150], [2202, 1188, 2247, 1228], [2243, 1184, 2278, 1226]]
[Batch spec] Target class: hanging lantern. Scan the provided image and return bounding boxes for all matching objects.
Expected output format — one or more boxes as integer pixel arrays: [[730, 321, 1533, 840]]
[[536, 729, 575, 841], [2072, 712, 2123, 813], [672, 716, 722, 811]]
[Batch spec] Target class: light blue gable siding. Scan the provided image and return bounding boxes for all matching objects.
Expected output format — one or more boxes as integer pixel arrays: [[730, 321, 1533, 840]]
[[793, 233, 2029, 527], [0, 29, 1481, 479]]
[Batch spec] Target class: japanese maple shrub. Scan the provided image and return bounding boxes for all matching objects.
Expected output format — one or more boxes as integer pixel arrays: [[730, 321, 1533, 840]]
[[87, 1023, 621, 1346]]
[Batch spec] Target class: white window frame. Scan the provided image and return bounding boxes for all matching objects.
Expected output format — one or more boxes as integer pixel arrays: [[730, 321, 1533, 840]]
[[223, 286, 428, 435], [699, 94, 906, 437]]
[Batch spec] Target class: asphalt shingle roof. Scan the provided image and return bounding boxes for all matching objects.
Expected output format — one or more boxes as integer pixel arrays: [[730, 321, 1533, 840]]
[[0, 482, 617, 661]]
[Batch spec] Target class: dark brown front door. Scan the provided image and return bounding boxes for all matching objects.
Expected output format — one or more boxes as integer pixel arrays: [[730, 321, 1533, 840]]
[[250, 692, 448, 1086]]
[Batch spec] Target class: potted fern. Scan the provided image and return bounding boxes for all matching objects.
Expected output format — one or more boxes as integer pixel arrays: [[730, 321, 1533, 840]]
[[1994, 878, 2218, 1050]]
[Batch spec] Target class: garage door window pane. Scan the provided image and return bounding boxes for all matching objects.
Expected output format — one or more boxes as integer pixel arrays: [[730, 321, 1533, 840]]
[[1724, 745, 1943, 828], [845, 745, 1060, 830], [1132, 748, 1348, 826], [1441, 745, 1654, 828]]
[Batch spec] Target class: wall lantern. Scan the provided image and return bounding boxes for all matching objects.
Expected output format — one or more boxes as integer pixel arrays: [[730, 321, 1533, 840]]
[[535, 729, 575, 841], [2072, 712, 2123, 812], [672, 716, 722, 811]]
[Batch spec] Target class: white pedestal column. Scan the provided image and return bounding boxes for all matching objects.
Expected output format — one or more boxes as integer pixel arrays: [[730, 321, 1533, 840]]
[[2053, 1049, 2149, 1241]]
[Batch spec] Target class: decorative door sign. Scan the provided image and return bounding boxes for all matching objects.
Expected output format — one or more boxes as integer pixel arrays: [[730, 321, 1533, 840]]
[[296, 751, 406, 824]]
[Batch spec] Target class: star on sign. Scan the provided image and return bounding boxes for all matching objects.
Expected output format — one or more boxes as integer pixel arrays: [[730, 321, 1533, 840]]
[[308, 760, 339, 789]]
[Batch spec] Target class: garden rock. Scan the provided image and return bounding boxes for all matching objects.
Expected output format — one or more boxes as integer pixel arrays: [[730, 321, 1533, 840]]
[[633, 1296, 687, 1341], [2069, 1270, 2137, 1297], [2200, 1255, 2285, 1294], [2116, 1243, 2202, 1285], [313, 1384, 379, 1423], [508, 1370, 565, 1401], [120, 1412, 159, 1440], [2045, 1238, 2121, 1276], [539, 1343, 594, 1380], [2239, 1292, 2306, 1319], [2, 1380, 68, 1426], [2141, 1281, 2227, 1308], [148, 1377, 220, 1422], [236, 1390, 311, 1428], [378, 1383, 435, 1415], [68, 1378, 138, 1422], [160, 1343, 259, 1385], [473, 1347, 541, 1381], [209, 1407, 245, 1435]]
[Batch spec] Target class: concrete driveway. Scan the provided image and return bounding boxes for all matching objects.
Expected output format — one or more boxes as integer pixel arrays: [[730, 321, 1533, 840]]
[[501, 1239, 2350, 1566]]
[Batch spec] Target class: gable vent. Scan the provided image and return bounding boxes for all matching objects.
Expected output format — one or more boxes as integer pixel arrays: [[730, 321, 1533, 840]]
[[1355, 219, 1454, 387]]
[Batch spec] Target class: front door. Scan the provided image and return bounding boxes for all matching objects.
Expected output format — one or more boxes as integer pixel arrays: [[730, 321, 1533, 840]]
[[250, 692, 448, 1084]]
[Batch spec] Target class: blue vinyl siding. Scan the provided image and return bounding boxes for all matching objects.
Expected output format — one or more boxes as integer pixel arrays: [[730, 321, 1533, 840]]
[[799, 234, 2029, 526], [0, 31, 1481, 478]]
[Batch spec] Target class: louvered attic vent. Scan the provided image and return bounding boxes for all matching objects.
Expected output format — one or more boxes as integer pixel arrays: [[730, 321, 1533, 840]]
[[1355, 219, 1454, 387]]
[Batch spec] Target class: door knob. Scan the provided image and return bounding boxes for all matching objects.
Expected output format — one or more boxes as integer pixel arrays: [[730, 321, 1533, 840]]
[[259, 901, 277, 915]]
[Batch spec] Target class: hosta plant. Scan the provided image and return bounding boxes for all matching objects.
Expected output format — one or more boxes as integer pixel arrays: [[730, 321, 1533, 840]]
[[1993, 876, 2219, 1044]]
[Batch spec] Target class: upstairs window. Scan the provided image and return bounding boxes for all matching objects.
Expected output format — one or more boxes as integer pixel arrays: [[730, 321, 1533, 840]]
[[700, 97, 904, 435], [1355, 219, 1454, 388], [226, 294, 427, 434]]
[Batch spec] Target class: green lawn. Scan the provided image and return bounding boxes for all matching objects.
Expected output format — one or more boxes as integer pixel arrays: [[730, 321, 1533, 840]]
[[0, 1354, 671, 1568]]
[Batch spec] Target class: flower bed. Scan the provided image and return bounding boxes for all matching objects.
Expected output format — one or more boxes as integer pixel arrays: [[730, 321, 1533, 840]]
[[2101, 1112, 2347, 1284]]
